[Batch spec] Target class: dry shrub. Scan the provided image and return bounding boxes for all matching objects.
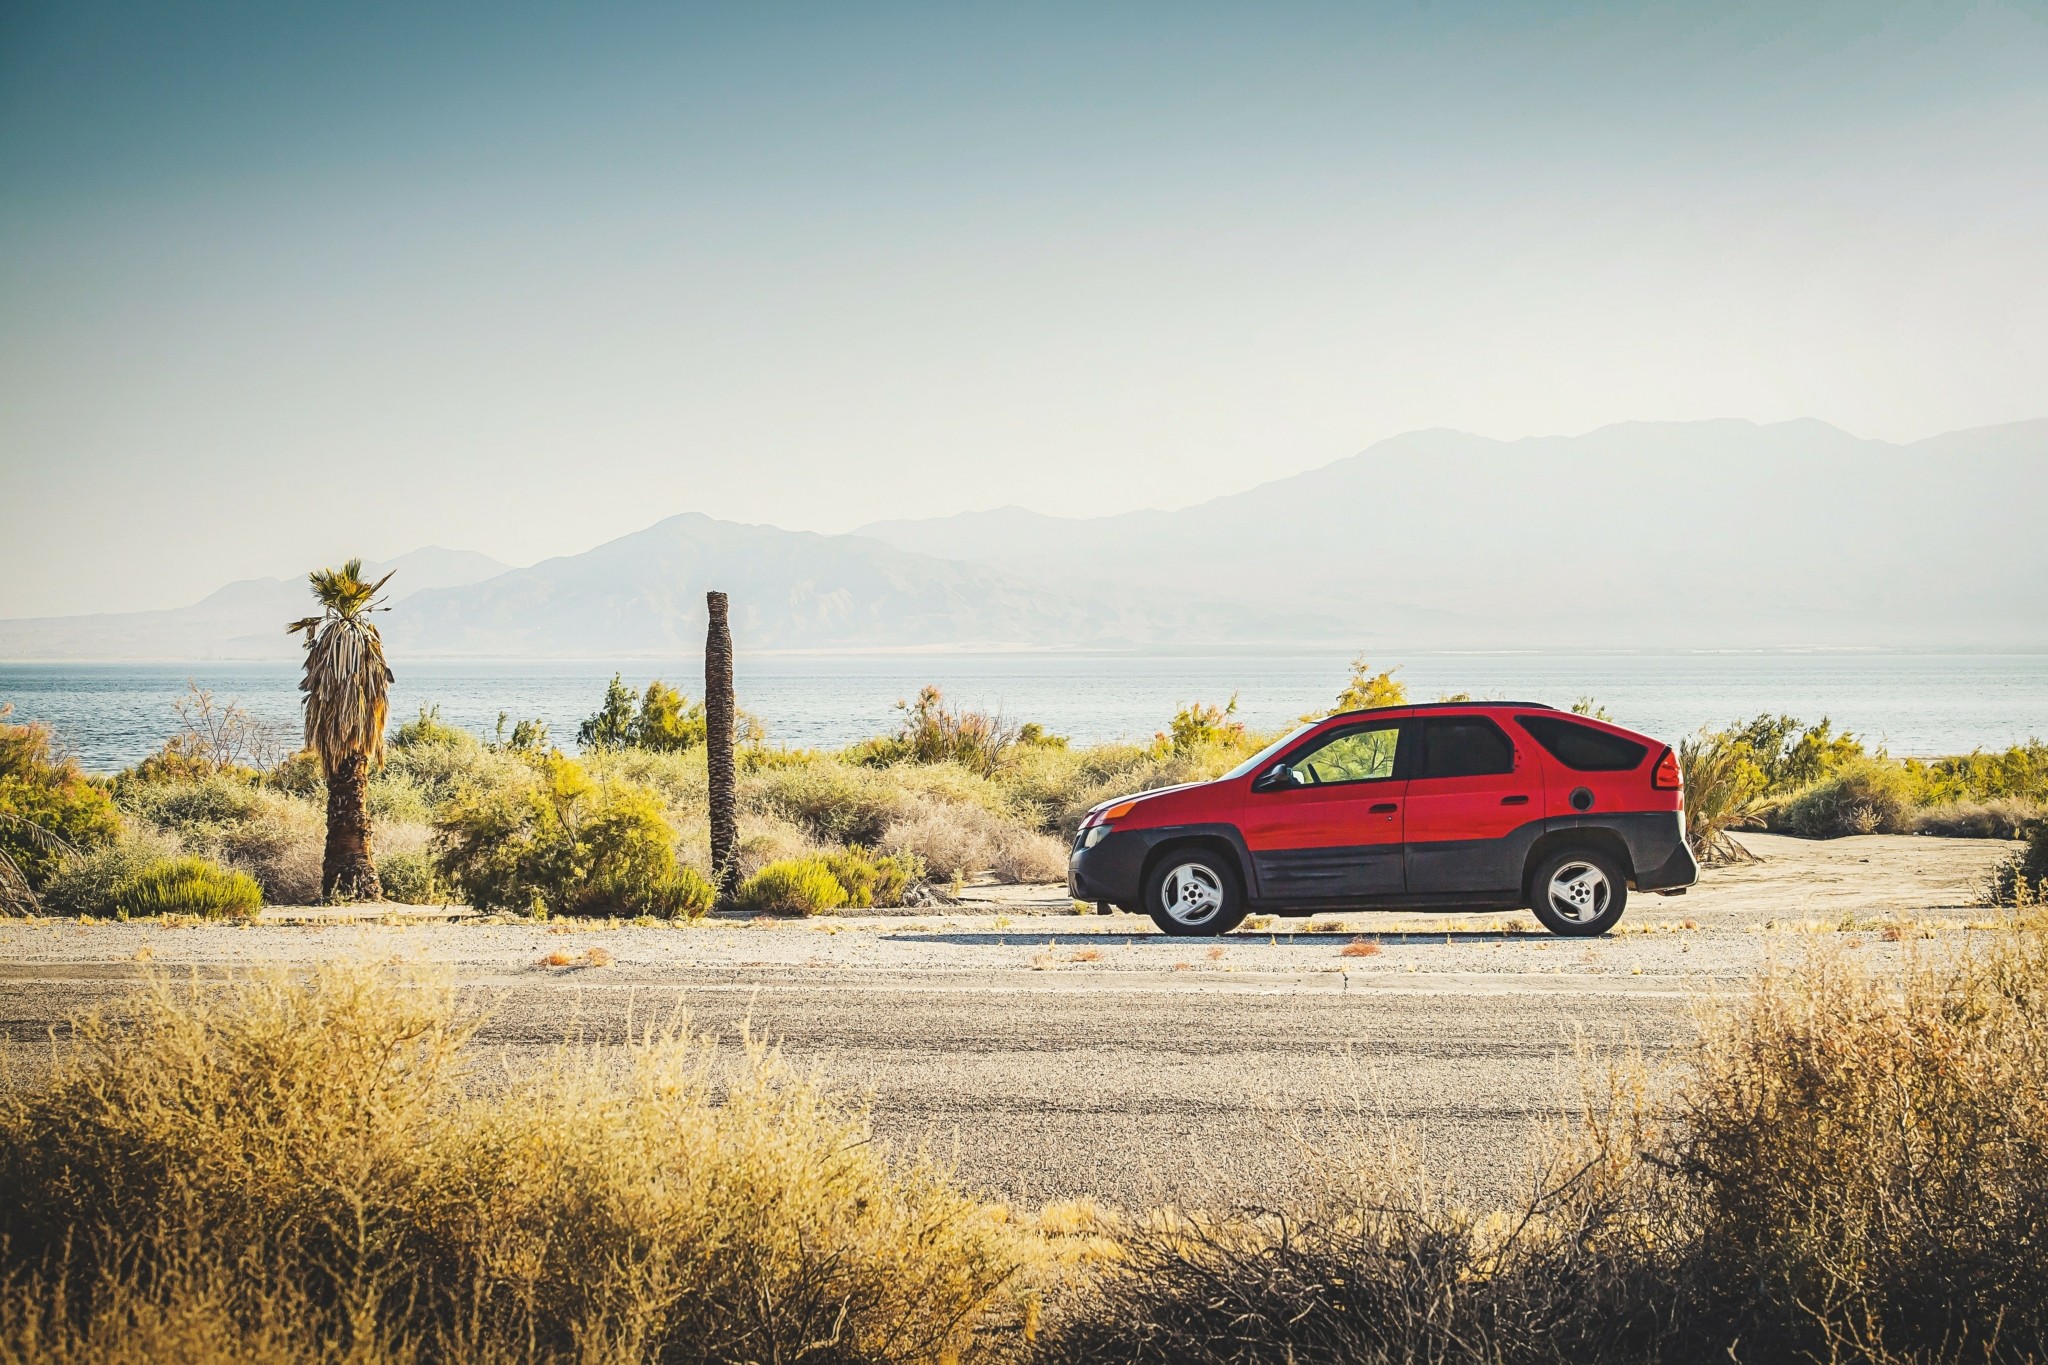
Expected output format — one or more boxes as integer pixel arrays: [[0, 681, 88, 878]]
[[1051, 920, 2048, 1363], [1770, 756, 1924, 838], [1339, 937, 1381, 958], [735, 813, 825, 878], [1041, 1078, 1688, 1364], [1678, 924, 2048, 1362], [882, 800, 1066, 883], [1914, 796, 2042, 840], [0, 965, 1042, 1363]]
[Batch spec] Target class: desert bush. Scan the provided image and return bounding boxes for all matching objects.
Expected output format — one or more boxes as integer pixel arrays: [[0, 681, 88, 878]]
[[1679, 729, 1768, 864], [749, 754, 911, 845], [117, 770, 326, 904], [1316, 654, 1408, 716], [1919, 738, 2048, 806], [1675, 926, 2048, 1360], [820, 845, 925, 909], [108, 856, 262, 919], [731, 856, 851, 916], [0, 707, 120, 907], [0, 965, 1039, 1363], [376, 847, 451, 905], [1914, 796, 2042, 840], [434, 753, 707, 917], [1043, 1083, 1689, 1363], [880, 798, 1067, 882], [38, 827, 185, 917], [855, 685, 1025, 777], [1163, 694, 1246, 751], [1988, 823, 2048, 906], [1769, 755, 1925, 837]]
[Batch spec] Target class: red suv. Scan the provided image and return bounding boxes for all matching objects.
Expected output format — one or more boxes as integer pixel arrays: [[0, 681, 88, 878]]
[[1069, 703, 1696, 937]]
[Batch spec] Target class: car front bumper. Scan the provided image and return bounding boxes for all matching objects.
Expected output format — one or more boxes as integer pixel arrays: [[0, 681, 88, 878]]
[[1067, 827, 1154, 905]]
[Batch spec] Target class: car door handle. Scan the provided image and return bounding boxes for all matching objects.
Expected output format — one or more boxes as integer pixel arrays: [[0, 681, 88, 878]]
[[1500, 794, 1530, 806], [1369, 802, 1398, 814]]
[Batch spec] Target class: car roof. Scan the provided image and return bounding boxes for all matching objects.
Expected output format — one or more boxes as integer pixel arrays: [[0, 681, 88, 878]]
[[1324, 700, 1557, 723]]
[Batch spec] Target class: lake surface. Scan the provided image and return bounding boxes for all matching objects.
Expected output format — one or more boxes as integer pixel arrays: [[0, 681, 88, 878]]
[[3, 653, 2043, 773]]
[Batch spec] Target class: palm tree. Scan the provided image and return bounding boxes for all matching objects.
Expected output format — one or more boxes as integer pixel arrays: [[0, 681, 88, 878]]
[[704, 590, 738, 904], [288, 560, 394, 902]]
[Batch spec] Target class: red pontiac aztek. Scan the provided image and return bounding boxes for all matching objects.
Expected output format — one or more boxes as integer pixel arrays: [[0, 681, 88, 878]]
[[1068, 702, 1698, 937]]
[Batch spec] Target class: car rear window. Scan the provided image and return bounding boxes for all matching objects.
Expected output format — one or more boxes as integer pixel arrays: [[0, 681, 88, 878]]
[[1515, 715, 1648, 771], [1418, 717, 1515, 778]]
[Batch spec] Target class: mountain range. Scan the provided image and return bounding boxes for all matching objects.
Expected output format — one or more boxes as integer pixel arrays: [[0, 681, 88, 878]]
[[3, 419, 2041, 660]]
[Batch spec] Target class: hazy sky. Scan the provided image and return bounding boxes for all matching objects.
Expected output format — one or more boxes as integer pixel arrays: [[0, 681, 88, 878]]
[[4, 1, 2045, 616]]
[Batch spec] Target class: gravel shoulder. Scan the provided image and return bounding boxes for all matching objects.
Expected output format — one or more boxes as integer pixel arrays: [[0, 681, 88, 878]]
[[0, 833, 2013, 1208]]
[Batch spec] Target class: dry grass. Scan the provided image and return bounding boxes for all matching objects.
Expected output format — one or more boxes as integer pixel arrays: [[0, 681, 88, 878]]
[[0, 965, 1048, 1364], [1068, 947, 1101, 963], [1339, 937, 1382, 958]]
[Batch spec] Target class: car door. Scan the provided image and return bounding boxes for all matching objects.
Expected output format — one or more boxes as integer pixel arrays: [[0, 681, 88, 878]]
[[1403, 715, 1544, 895], [1236, 718, 1408, 901]]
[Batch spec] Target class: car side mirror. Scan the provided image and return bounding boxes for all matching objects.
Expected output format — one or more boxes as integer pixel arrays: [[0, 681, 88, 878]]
[[1251, 761, 1297, 793]]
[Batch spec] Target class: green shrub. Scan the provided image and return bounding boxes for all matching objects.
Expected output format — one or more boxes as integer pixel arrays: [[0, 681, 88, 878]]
[[1164, 694, 1245, 751], [40, 829, 185, 917], [748, 756, 907, 845], [115, 769, 325, 904], [821, 845, 924, 908], [1316, 654, 1408, 716], [376, 848, 452, 906], [110, 857, 262, 919], [434, 754, 705, 917], [0, 708, 120, 901], [390, 703, 477, 752], [731, 857, 850, 916]]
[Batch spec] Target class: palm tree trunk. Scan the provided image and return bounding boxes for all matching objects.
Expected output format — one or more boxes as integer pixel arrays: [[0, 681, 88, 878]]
[[322, 752, 382, 902], [705, 590, 739, 905]]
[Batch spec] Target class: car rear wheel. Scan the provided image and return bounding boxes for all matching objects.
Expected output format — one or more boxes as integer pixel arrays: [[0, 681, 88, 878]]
[[1529, 847, 1628, 936], [1144, 849, 1248, 937]]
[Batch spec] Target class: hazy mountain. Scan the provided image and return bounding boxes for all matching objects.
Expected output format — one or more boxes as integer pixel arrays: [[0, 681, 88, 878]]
[[858, 419, 2048, 649], [0, 547, 512, 661], [379, 513, 1338, 656], [6, 419, 2039, 660], [0, 518, 1339, 660]]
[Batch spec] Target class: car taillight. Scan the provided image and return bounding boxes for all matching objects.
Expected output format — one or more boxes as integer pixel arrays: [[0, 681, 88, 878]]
[[1652, 747, 1681, 790]]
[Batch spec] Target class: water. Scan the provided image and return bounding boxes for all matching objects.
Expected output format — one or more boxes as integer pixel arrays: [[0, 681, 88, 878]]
[[2, 653, 2043, 773]]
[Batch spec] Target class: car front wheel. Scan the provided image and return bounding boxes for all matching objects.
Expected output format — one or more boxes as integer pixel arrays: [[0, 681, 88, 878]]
[[1144, 849, 1248, 937], [1529, 847, 1629, 936]]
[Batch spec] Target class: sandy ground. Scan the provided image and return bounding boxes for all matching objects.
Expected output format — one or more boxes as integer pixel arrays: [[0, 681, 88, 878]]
[[0, 832, 2014, 1209]]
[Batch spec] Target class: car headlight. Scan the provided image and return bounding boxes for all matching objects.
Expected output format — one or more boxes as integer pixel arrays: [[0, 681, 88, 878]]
[[1082, 823, 1112, 849]]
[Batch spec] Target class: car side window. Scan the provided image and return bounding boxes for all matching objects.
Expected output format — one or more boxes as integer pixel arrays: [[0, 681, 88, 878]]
[[1418, 717, 1514, 779], [1284, 723, 1402, 786], [1514, 714, 1647, 771]]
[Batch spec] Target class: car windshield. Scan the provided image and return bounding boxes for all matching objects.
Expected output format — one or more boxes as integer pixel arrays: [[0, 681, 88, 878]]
[[1220, 722, 1317, 781]]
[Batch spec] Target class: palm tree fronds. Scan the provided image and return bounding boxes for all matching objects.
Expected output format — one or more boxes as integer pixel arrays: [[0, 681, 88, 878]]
[[0, 810, 80, 859], [294, 561, 396, 776], [0, 846, 36, 915]]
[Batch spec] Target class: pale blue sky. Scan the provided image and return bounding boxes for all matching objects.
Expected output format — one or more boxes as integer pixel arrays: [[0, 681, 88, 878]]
[[4, 1, 2045, 615]]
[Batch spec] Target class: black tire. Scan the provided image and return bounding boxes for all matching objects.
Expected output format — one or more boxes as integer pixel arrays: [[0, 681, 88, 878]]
[[1144, 846, 1248, 937], [1528, 846, 1629, 936]]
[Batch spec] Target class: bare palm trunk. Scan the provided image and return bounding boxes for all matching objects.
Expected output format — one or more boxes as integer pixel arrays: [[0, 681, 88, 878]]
[[322, 752, 382, 902], [705, 590, 738, 905]]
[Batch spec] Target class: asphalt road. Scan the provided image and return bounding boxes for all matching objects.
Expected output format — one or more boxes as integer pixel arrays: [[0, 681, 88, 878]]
[[0, 957, 1690, 1209], [0, 833, 2003, 1210]]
